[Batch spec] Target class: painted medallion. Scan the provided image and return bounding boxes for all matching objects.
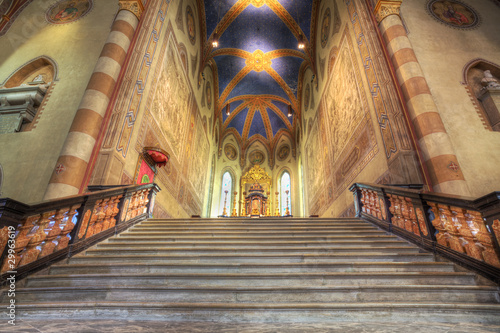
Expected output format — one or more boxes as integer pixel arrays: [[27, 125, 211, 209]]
[[277, 144, 290, 161], [46, 0, 93, 25], [427, 0, 479, 29], [224, 144, 237, 160], [186, 5, 196, 45], [304, 84, 310, 112], [249, 150, 265, 165], [321, 8, 331, 48]]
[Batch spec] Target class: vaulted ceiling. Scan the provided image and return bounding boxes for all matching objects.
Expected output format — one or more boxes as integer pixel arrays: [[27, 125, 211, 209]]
[[201, 0, 318, 151]]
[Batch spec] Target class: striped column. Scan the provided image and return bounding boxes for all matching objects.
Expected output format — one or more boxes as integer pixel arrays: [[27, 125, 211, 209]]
[[374, 1, 469, 195], [44, 2, 143, 200]]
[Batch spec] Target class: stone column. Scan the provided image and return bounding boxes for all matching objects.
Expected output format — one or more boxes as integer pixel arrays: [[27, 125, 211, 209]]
[[374, 0, 469, 195], [44, 1, 144, 200]]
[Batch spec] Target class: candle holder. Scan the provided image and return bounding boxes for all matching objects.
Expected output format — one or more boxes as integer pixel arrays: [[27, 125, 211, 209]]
[[266, 191, 271, 216], [231, 191, 238, 217], [242, 192, 247, 216], [222, 190, 228, 216], [285, 190, 291, 216], [275, 191, 280, 216]]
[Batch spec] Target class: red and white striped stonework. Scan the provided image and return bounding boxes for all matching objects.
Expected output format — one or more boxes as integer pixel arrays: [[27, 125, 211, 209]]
[[377, 10, 469, 195], [44, 8, 140, 200]]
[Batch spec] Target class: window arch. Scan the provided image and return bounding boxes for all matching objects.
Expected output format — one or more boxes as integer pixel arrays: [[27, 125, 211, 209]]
[[280, 171, 291, 216], [219, 171, 233, 216]]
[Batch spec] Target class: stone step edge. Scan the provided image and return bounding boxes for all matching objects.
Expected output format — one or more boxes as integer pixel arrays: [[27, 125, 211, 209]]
[[102, 240, 410, 245], [27, 271, 476, 280], [72, 253, 435, 259], [51, 261, 452, 269], [11, 284, 498, 293], [8, 301, 500, 311], [87, 244, 419, 252]]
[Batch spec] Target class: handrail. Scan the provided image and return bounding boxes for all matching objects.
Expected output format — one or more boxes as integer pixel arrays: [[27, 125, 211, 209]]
[[0, 183, 161, 284], [350, 183, 500, 284]]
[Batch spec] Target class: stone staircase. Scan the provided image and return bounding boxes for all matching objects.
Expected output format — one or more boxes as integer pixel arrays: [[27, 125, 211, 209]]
[[3, 218, 500, 324]]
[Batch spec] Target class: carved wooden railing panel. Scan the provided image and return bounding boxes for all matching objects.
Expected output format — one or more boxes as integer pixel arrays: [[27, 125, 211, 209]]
[[351, 183, 500, 283], [0, 183, 160, 283]]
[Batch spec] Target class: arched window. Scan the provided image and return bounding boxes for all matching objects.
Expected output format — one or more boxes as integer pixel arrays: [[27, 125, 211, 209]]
[[219, 171, 233, 216], [280, 171, 291, 216]]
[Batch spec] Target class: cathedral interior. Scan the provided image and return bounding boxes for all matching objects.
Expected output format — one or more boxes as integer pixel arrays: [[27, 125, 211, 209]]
[[1, 0, 500, 330]]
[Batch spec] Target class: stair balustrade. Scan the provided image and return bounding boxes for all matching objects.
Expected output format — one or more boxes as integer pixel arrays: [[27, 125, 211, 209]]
[[350, 183, 500, 283], [0, 183, 160, 284]]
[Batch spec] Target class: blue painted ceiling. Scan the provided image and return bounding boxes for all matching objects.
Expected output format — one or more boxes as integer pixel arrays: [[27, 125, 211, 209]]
[[202, 0, 315, 147]]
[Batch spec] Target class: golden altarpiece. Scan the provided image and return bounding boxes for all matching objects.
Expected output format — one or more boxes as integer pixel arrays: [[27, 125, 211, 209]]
[[240, 165, 272, 217]]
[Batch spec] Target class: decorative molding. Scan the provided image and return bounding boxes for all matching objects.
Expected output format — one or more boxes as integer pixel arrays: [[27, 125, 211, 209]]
[[118, 0, 145, 20], [373, 0, 402, 24]]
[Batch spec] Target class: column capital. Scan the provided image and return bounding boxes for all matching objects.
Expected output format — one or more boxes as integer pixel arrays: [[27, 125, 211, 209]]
[[373, 0, 403, 24], [118, 0, 145, 20]]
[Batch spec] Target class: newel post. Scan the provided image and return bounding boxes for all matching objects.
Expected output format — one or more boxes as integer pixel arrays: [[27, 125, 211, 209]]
[[147, 184, 161, 218], [349, 184, 363, 217]]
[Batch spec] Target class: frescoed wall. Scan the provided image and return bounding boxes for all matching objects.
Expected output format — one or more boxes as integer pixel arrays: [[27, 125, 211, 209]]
[[0, 0, 119, 203]]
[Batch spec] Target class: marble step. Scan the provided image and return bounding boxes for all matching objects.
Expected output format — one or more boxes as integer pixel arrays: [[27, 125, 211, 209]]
[[133, 223, 377, 231], [118, 230, 389, 237], [7, 285, 499, 304], [9, 301, 500, 324], [84, 246, 422, 256], [146, 218, 363, 224], [25, 271, 478, 288], [69, 252, 437, 264], [48, 261, 457, 275], [114, 235, 392, 242], [96, 240, 414, 249]]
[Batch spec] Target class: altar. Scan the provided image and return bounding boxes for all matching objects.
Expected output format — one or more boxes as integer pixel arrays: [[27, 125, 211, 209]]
[[244, 183, 269, 217], [240, 165, 272, 217]]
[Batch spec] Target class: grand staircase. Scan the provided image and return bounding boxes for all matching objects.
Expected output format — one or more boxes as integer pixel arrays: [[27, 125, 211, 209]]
[[4, 218, 500, 324]]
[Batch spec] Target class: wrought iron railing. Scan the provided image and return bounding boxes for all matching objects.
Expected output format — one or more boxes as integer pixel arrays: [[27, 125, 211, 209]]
[[0, 183, 160, 284], [350, 183, 500, 284]]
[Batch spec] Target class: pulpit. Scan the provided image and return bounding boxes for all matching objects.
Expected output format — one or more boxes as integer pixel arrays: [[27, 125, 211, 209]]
[[245, 183, 268, 216]]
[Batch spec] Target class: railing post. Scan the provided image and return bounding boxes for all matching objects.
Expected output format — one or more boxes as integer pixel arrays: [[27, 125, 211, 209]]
[[146, 184, 161, 219], [349, 184, 363, 217], [69, 197, 96, 244]]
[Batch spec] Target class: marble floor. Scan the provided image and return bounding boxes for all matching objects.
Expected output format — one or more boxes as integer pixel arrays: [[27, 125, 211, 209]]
[[2, 320, 500, 333]]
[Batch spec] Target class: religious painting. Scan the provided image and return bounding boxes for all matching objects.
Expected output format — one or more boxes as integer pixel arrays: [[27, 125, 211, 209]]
[[224, 144, 237, 160], [427, 0, 479, 29], [151, 40, 191, 161], [188, 115, 210, 196], [186, 5, 196, 45], [305, 119, 323, 201], [324, 34, 366, 162], [206, 81, 212, 109], [249, 150, 265, 165], [277, 144, 290, 161], [321, 7, 331, 48], [46, 0, 93, 24], [304, 84, 310, 112]]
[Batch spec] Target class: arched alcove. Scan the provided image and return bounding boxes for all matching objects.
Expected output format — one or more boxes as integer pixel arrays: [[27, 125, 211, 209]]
[[463, 59, 500, 132], [0, 56, 57, 133]]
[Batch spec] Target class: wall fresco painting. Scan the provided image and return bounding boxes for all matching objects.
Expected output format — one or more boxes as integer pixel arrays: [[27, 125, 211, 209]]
[[324, 35, 366, 162], [189, 116, 209, 196], [151, 40, 191, 162], [305, 27, 377, 216]]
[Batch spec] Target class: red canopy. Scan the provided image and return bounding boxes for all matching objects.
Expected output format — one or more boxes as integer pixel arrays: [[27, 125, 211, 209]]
[[145, 148, 169, 168]]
